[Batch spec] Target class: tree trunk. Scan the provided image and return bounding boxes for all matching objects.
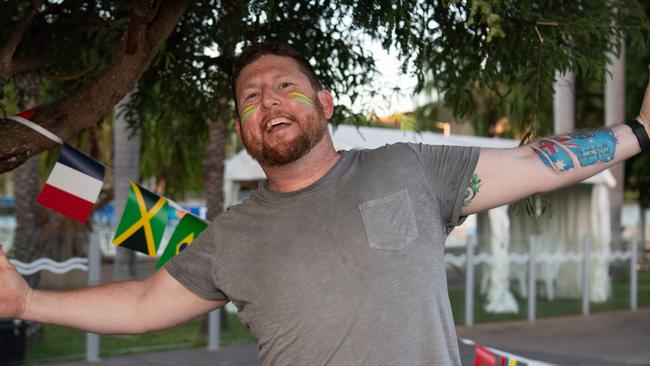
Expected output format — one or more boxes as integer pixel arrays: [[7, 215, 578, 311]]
[[203, 99, 229, 331], [0, 0, 191, 174], [205, 107, 228, 221], [9, 72, 41, 287], [112, 90, 141, 281], [11, 156, 40, 283], [9, 72, 44, 344], [38, 214, 89, 257], [605, 38, 626, 249]]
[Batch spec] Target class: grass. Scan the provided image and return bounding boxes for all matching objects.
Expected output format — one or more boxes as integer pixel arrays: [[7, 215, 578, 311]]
[[24, 312, 256, 364], [450, 271, 650, 325]]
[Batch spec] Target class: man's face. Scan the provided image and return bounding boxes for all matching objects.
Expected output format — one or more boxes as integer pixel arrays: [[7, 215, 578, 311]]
[[234, 55, 333, 166]]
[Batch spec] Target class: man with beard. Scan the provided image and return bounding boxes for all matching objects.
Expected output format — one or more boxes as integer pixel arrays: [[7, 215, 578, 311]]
[[1, 41, 649, 365]]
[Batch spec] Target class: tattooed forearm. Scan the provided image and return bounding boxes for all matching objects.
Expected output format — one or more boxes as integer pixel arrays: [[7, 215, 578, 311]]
[[531, 129, 618, 173], [464, 174, 482, 207]]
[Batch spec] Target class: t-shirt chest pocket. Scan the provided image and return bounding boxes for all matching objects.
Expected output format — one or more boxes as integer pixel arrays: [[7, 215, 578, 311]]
[[358, 189, 419, 251]]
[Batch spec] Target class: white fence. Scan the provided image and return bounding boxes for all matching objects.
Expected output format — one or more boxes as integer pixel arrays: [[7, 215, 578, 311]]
[[10, 231, 642, 355], [10, 230, 221, 362], [450, 236, 639, 327]]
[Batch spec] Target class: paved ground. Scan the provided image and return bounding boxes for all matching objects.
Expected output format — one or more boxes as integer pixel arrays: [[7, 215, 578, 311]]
[[457, 308, 650, 366], [42, 308, 650, 366]]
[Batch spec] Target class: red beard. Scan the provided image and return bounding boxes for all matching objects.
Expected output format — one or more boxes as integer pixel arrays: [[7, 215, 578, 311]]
[[241, 102, 327, 166]]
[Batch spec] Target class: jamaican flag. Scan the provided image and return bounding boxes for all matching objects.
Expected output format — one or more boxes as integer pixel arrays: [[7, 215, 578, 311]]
[[112, 181, 169, 256], [156, 213, 208, 269]]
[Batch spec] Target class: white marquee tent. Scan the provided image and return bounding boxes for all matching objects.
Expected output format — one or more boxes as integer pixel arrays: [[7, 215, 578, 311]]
[[223, 124, 519, 205], [223, 124, 616, 312]]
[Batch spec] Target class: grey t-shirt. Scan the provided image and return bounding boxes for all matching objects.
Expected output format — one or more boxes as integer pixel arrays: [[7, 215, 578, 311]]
[[167, 142, 480, 365]]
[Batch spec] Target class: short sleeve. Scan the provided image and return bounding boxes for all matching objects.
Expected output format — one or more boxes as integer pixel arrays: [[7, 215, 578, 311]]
[[407, 143, 480, 232], [166, 221, 228, 300]]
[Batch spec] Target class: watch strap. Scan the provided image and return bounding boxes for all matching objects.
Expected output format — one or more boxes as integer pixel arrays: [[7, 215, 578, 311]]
[[626, 120, 650, 154]]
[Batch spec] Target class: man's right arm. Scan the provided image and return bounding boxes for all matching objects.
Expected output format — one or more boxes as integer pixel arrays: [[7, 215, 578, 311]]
[[0, 245, 225, 335]]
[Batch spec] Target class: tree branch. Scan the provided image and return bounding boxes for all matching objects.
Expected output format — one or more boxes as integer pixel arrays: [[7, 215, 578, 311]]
[[0, 1, 43, 85], [0, 0, 191, 174], [11, 57, 45, 76], [126, 0, 158, 54], [11, 15, 108, 79], [41, 53, 109, 82], [9, 26, 49, 78]]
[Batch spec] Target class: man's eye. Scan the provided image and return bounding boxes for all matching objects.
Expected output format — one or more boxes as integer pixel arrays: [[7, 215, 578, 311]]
[[280, 82, 292, 89], [246, 93, 258, 100]]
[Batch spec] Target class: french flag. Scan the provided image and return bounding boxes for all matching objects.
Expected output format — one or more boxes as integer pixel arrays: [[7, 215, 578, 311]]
[[36, 143, 105, 222]]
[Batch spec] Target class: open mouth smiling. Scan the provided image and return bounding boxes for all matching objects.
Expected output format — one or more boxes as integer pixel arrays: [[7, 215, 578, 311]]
[[265, 117, 293, 132]]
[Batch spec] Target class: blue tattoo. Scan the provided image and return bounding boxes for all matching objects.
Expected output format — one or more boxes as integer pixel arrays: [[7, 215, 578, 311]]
[[532, 129, 617, 172], [533, 140, 575, 172]]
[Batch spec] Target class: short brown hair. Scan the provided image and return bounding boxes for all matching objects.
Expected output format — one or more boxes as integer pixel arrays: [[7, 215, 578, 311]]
[[231, 41, 322, 112]]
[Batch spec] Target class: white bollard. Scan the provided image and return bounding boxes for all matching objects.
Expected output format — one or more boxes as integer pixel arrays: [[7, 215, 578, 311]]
[[631, 237, 638, 311], [86, 230, 101, 362], [464, 235, 475, 327], [528, 236, 537, 322], [208, 309, 221, 350], [582, 237, 591, 316]]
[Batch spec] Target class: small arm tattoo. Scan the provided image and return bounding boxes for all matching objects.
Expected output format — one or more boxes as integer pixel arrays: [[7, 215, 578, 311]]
[[531, 129, 617, 173], [464, 173, 482, 207]]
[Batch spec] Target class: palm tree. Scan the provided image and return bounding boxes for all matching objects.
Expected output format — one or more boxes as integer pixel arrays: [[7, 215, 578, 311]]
[[204, 99, 230, 330], [112, 90, 141, 281], [605, 39, 626, 246]]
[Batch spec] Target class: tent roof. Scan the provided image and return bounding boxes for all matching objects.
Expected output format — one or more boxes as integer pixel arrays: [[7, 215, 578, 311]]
[[225, 124, 615, 187], [328, 124, 519, 150]]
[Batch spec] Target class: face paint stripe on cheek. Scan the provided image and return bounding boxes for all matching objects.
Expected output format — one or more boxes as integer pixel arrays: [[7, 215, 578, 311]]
[[289, 91, 314, 107], [240, 105, 257, 124]]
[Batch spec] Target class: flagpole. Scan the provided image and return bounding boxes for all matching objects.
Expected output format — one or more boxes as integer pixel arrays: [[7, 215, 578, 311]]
[[86, 230, 101, 362]]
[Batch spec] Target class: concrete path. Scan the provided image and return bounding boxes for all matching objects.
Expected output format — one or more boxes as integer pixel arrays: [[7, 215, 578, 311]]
[[43, 308, 650, 366], [457, 308, 650, 366]]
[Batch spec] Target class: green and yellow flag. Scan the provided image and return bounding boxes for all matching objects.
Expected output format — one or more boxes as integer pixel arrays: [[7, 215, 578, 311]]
[[155, 213, 208, 269], [112, 181, 169, 256]]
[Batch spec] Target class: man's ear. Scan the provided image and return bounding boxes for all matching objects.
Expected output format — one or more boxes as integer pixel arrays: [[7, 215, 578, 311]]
[[235, 118, 242, 139], [317, 90, 334, 119]]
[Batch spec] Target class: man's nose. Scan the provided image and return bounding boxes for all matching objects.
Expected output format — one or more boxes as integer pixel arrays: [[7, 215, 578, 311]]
[[260, 86, 281, 110]]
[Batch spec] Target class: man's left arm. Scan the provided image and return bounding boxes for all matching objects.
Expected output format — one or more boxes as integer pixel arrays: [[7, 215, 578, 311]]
[[461, 68, 650, 216]]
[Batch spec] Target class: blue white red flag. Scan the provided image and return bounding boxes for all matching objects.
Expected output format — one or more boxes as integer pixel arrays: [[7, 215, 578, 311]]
[[36, 143, 105, 222]]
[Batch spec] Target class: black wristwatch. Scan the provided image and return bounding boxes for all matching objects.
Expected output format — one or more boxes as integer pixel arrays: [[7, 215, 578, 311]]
[[626, 119, 650, 154]]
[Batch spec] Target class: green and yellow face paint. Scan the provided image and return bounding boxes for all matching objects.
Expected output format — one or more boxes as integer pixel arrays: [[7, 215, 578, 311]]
[[240, 104, 257, 124], [289, 91, 315, 107]]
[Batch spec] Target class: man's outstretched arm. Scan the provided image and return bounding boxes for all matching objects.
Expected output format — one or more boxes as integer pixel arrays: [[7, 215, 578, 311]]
[[0, 245, 225, 335], [461, 67, 650, 216]]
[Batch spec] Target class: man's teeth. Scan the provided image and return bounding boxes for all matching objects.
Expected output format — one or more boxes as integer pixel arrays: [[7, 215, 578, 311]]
[[266, 118, 291, 130]]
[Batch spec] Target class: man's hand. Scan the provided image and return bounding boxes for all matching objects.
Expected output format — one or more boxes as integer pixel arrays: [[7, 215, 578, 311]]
[[637, 64, 650, 130], [0, 244, 32, 319]]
